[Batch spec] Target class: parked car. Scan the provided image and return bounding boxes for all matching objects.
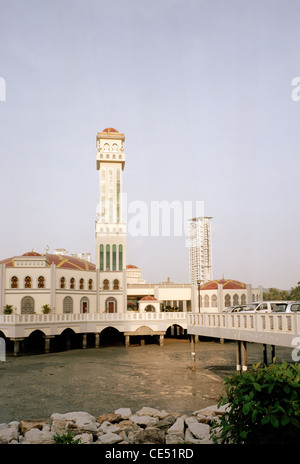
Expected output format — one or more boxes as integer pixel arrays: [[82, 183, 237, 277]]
[[224, 305, 253, 313], [271, 301, 300, 313], [240, 301, 300, 313]]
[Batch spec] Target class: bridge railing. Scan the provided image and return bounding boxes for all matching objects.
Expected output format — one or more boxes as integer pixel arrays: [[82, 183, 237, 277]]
[[0, 311, 188, 325], [188, 312, 300, 336]]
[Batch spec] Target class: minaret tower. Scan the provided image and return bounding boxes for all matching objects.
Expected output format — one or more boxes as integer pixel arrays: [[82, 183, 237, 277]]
[[95, 127, 127, 313]]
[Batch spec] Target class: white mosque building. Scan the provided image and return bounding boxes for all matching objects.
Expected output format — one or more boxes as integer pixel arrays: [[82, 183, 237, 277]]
[[0, 128, 263, 352]]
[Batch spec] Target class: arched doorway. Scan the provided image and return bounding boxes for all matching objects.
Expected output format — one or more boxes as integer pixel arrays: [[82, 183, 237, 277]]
[[21, 296, 35, 314], [80, 297, 89, 313], [105, 297, 117, 313]]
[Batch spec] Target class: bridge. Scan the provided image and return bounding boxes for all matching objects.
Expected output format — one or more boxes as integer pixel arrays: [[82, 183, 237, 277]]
[[0, 311, 188, 355], [187, 312, 300, 371]]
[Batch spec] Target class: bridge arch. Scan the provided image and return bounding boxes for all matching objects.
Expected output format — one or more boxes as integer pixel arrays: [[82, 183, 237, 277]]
[[100, 326, 123, 346], [166, 323, 188, 339]]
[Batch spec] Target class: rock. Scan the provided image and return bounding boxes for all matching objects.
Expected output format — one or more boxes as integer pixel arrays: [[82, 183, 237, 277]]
[[185, 428, 203, 444], [156, 415, 176, 429], [98, 421, 120, 434], [50, 411, 98, 433], [19, 419, 48, 436], [23, 427, 54, 444], [114, 408, 132, 419], [130, 414, 158, 428], [165, 434, 185, 444], [135, 407, 162, 417], [51, 418, 75, 434], [115, 419, 142, 434], [188, 422, 210, 440], [134, 428, 165, 444], [0, 424, 19, 444], [185, 416, 199, 427], [73, 432, 93, 444], [97, 432, 123, 444], [98, 413, 121, 425], [166, 416, 186, 438]]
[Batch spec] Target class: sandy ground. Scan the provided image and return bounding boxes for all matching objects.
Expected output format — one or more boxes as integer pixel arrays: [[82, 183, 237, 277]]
[[0, 339, 295, 423]]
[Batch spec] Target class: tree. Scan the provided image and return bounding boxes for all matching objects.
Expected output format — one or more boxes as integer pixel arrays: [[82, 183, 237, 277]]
[[263, 288, 290, 301]]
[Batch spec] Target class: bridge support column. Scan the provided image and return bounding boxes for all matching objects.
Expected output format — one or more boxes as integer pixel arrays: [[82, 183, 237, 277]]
[[12, 338, 24, 357], [263, 344, 268, 365], [95, 333, 100, 348], [82, 333, 87, 349], [236, 341, 241, 373], [43, 336, 55, 353], [159, 334, 164, 347], [271, 345, 275, 362], [125, 335, 130, 348], [241, 341, 247, 372], [191, 335, 196, 371]]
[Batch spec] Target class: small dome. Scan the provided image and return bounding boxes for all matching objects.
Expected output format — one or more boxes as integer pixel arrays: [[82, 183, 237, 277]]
[[201, 279, 246, 290], [103, 127, 118, 133], [126, 264, 138, 269], [140, 295, 157, 301]]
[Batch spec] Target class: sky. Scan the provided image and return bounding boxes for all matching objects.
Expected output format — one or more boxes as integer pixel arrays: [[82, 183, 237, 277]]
[[0, 0, 300, 289]]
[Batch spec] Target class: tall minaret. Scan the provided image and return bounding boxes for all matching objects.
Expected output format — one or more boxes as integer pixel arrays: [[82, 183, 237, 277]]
[[95, 127, 127, 313]]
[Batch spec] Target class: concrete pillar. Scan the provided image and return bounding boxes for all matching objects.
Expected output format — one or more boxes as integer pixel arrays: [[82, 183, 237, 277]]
[[82, 333, 87, 349], [12, 338, 24, 357], [140, 337, 145, 346], [271, 345, 275, 362], [236, 341, 241, 373], [159, 334, 164, 347], [263, 344, 268, 365], [95, 332, 100, 348], [217, 284, 223, 313], [125, 335, 130, 348], [50, 264, 56, 312], [66, 334, 71, 350], [43, 336, 54, 353], [246, 284, 252, 304], [191, 334, 196, 371], [241, 341, 247, 372]]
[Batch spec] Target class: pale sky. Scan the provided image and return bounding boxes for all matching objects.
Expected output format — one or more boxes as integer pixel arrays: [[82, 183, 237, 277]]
[[0, 0, 300, 289]]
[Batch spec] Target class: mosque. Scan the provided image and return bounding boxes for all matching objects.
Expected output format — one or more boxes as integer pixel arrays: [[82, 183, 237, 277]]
[[0, 128, 263, 351]]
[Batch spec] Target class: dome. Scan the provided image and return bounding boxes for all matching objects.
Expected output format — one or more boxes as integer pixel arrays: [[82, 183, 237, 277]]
[[201, 279, 246, 290], [126, 264, 138, 269], [103, 127, 118, 133], [22, 251, 42, 256], [140, 295, 157, 301]]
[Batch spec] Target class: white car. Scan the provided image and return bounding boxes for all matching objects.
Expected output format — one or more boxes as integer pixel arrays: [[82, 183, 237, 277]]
[[271, 301, 300, 313], [240, 301, 300, 313]]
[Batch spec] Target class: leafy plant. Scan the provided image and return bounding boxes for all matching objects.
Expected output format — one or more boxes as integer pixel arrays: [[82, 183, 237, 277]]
[[3, 305, 13, 314], [210, 360, 300, 444], [42, 304, 51, 314], [53, 431, 81, 444]]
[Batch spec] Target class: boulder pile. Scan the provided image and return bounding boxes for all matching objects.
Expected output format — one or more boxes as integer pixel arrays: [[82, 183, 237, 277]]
[[0, 404, 228, 444]]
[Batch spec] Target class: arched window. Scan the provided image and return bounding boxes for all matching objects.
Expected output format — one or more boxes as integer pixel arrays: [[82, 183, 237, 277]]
[[145, 305, 155, 312], [106, 245, 110, 270], [233, 294, 239, 305], [241, 294, 246, 304], [24, 276, 31, 288], [225, 294, 231, 307], [103, 143, 110, 152], [105, 297, 117, 313], [100, 244, 104, 270], [103, 279, 109, 290], [21, 296, 34, 314], [211, 294, 217, 308], [79, 278, 84, 290], [11, 276, 18, 288], [204, 295, 209, 307], [60, 277, 65, 289], [70, 278, 75, 289], [119, 245, 123, 270], [88, 279, 93, 290], [38, 276, 45, 288], [112, 244, 117, 271], [113, 279, 119, 290], [63, 296, 73, 314], [80, 297, 89, 313], [112, 143, 118, 151]]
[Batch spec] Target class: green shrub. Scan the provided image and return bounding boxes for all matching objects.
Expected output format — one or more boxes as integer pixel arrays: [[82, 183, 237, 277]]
[[53, 431, 81, 444], [211, 361, 300, 444]]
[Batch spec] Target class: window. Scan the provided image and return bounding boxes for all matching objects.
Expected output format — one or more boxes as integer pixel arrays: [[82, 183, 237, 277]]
[[38, 276, 45, 288], [100, 244, 104, 270], [60, 277, 65, 289], [70, 278, 75, 289], [241, 294, 246, 304], [112, 244, 117, 270], [80, 297, 89, 313], [204, 295, 209, 307], [119, 245, 123, 270], [211, 295, 217, 308], [225, 294, 231, 307], [233, 294, 239, 305], [113, 279, 119, 290], [11, 276, 18, 288], [89, 279, 93, 290], [79, 278, 84, 290], [63, 296, 73, 314], [103, 279, 109, 290], [106, 245, 110, 270], [21, 296, 34, 314], [106, 297, 117, 313], [24, 276, 31, 288]]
